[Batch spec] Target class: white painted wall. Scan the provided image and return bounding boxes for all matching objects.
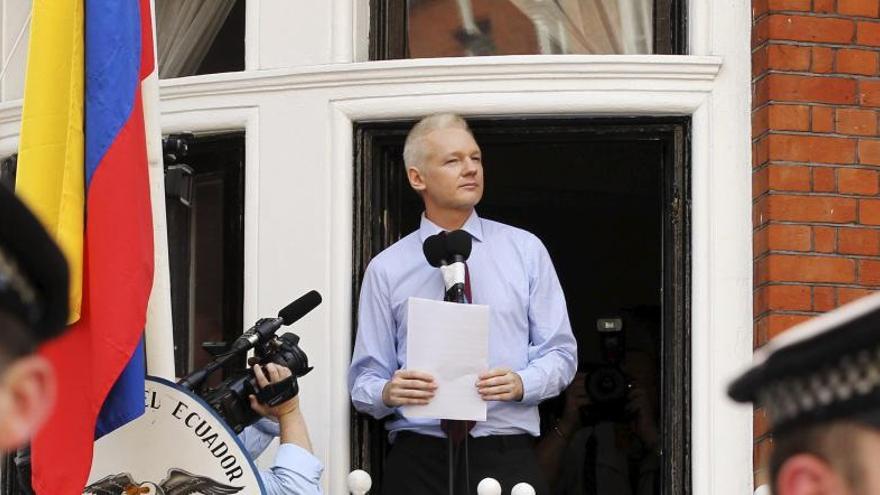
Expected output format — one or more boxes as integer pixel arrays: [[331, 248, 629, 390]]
[[0, 1, 755, 493], [690, 1, 756, 493]]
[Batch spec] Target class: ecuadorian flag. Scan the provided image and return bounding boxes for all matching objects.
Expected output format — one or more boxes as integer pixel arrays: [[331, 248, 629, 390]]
[[15, 0, 157, 492]]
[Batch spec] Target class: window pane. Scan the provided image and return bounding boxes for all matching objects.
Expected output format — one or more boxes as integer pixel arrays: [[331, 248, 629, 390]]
[[407, 0, 656, 58], [155, 0, 245, 79]]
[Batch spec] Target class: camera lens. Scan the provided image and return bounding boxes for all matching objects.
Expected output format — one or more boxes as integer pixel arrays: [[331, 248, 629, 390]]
[[586, 366, 628, 403]]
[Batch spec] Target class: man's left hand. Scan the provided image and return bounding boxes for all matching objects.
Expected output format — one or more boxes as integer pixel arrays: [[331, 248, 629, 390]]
[[477, 368, 524, 401]]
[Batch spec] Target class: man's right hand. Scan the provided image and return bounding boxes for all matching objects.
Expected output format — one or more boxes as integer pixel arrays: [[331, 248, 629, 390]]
[[382, 370, 437, 407]]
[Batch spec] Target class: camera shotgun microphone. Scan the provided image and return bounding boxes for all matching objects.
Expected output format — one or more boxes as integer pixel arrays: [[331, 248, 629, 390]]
[[230, 290, 323, 353]]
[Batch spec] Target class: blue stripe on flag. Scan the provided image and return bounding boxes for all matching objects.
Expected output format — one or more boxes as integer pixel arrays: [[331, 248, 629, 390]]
[[85, 0, 141, 187], [95, 337, 146, 439]]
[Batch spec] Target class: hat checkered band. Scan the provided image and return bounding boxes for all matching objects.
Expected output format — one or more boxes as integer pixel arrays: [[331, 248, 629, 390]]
[[760, 346, 880, 426]]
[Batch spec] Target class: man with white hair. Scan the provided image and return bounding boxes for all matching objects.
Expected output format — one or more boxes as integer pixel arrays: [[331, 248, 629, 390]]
[[349, 113, 577, 495]]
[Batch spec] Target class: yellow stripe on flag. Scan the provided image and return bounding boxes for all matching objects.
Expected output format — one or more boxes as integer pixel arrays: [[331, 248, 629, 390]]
[[15, 0, 84, 324]]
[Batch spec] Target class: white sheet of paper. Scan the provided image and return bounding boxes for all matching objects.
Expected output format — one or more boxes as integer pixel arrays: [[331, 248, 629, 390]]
[[402, 297, 490, 421]]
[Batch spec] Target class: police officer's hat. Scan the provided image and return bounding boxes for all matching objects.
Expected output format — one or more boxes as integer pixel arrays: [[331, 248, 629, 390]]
[[729, 291, 880, 434], [0, 186, 69, 342]]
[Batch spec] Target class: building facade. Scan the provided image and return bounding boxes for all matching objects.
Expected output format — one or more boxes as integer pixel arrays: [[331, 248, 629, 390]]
[[0, 1, 758, 493]]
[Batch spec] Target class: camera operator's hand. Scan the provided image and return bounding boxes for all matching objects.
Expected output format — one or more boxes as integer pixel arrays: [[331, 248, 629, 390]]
[[248, 363, 315, 455], [626, 385, 658, 448], [558, 372, 590, 436], [382, 369, 437, 407], [248, 363, 299, 420], [477, 368, 524, 402]]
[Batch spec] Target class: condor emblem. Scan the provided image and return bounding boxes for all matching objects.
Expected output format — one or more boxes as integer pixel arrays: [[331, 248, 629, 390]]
[[84, 469, 242, 494]]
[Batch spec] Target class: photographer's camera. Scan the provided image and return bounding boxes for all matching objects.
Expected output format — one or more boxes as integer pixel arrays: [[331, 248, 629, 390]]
[[582, 317, 633, 424]]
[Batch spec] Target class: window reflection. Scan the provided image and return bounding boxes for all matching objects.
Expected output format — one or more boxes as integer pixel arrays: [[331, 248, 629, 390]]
[[407, 0, 654, 58], [537, 308, 662, 495]]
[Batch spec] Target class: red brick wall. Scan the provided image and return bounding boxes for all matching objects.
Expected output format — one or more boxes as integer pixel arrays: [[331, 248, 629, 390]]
[[752, 0, 880, 485]]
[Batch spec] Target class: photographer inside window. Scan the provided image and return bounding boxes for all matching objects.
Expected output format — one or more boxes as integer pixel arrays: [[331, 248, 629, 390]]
[[536, 308, 661, 495], [237, 362, 323, 494]]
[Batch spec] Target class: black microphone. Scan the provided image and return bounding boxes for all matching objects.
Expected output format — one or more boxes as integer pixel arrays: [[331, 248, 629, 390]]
[[422, 230, 473, 266], [445, 230, 472, 262], [230, 290, 322, 352], [423, 232, 449, 268], [422, 231, 472, 303], [279, 290, 323, 325]]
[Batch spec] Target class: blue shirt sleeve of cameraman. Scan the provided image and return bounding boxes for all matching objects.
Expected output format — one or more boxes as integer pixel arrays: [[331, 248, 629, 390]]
[[240, 418, 280, 458], [239, 420, 324, 494], [259, 444, 324, 495]]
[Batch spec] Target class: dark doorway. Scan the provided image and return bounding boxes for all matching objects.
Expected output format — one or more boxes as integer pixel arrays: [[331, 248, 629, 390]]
[[351, 118, 690, 494]]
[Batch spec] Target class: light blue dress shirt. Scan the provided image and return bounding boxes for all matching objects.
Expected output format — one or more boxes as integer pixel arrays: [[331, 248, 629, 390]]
[[239, 418, 324, 495], [348, 210, 577, 440]]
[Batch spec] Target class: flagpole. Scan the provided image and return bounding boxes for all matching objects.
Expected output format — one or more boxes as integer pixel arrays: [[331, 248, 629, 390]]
[[143, 0, 175, 380]]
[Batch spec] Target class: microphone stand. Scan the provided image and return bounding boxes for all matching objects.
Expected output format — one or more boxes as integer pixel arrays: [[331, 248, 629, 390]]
[[443, 271, 468, 495], [424, 232, 473, 495]]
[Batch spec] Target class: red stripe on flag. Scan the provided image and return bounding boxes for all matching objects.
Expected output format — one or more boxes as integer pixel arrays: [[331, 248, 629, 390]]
[[32, 90, 153, 495]]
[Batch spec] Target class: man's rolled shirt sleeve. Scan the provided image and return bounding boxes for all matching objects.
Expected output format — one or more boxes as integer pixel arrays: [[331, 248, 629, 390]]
[[260, 443, 324, 495], [348, 262, 397, 419], [239, 418, 280, 458], [240, 420, 324, 495], [518, 240, 578, 406]]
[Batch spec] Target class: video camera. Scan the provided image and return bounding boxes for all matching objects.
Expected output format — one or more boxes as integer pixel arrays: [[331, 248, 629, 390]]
[[178, 291, 321, 433], [581, 317, 633, 424]]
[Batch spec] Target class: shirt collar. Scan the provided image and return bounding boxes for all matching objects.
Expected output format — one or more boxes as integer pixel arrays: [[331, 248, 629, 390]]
[[418, 209, 484, 244]]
